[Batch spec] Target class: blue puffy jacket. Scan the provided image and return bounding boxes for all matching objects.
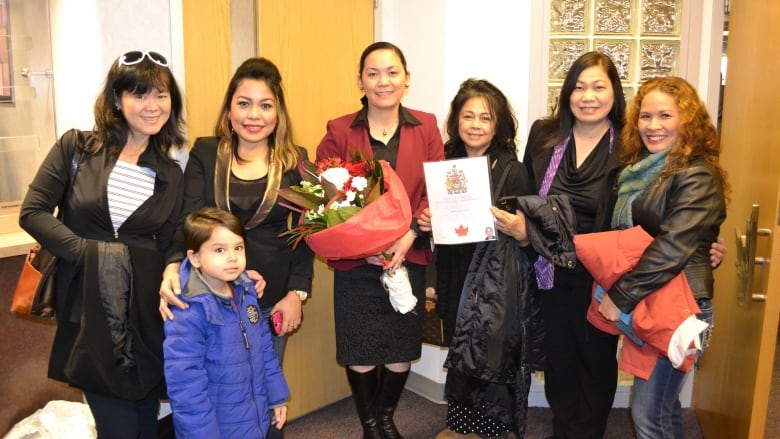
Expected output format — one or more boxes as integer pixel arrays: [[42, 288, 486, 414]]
[[164, 260, 290, 438]]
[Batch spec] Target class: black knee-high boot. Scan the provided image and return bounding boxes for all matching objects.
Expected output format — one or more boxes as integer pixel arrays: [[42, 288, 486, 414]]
[[376, 367, 410, 439], [346, 368, 384, 439]]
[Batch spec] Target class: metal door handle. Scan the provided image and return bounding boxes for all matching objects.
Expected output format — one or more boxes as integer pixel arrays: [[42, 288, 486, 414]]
[[19, 68, 53, 78], [738, 204, 772, 303]]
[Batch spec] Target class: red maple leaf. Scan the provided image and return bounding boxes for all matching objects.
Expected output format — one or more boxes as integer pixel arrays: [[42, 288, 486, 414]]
[[455, 224, 469, 236]]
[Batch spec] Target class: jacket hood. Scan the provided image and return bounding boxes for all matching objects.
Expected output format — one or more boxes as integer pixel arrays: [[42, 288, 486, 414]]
[[179, 258, 253, 300]]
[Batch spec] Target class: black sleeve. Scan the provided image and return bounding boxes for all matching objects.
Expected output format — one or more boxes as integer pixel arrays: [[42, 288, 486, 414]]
[[19, 129, 87, 263]]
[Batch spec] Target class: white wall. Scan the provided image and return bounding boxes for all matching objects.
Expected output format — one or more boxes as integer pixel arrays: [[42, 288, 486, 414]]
[[377, 0, 534, 154]]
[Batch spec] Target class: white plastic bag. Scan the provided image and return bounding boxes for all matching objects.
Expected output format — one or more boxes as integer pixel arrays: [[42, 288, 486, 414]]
[[380, 266, 417, 314], [4, 400, 96, 439]]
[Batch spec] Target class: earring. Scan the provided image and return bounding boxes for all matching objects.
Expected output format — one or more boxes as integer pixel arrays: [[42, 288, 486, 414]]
[[405, 84, 409, 88], [359, 87, 364, 91]]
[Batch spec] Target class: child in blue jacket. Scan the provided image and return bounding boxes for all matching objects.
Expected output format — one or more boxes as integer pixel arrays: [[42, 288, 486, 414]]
[[164, 207, 289, 438]]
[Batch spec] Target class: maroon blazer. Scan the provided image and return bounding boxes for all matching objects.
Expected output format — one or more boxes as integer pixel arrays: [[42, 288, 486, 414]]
[[316, 107, 445, 268]]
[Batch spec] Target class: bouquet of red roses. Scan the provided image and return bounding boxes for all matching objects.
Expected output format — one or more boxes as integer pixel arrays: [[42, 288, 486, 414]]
[[278, 153, 412, 261]]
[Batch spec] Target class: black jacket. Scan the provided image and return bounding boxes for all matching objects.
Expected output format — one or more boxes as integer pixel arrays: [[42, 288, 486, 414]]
[[169, 137, 314, 308], [444, 194, 575, 430], [434, 150, 531, 346], [19, 129, 184, 398], [523, 119, 624, 234], [608, 159, 726, 313]]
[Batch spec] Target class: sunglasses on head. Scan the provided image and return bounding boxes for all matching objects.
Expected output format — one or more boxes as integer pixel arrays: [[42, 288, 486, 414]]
[[118, 51, 169, 68]]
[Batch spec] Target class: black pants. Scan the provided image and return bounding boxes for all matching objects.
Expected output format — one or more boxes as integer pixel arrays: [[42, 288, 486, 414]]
[[540, 270, 619, 439], [84, 391, 159, 439]]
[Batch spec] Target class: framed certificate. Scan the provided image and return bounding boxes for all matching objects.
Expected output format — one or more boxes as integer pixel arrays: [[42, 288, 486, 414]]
[[423, 156, 496, 245]]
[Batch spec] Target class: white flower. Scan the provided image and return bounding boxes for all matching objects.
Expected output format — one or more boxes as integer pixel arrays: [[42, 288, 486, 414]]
[[345, 190, 356, 203], [304, 204, 325, 221], [300, 181, 324, 196], [320, 167, 351, 190], [351, 176, 368, 191]]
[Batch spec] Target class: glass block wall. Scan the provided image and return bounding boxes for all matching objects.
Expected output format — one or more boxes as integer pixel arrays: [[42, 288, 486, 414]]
[[547, 0, 683, 114]]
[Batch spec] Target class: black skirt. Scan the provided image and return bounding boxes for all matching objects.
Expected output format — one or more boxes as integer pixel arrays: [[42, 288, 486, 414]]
[[334, 262, 426, 365]]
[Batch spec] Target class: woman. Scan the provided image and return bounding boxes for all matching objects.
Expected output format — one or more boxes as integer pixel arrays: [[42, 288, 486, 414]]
[[522, 51, 627, 439], [159, 57, 314, 365], [315, 41, 445, 439], [424, 79, 541, 439], [19, 50, 186, 438], [599, 76, 727, 439]]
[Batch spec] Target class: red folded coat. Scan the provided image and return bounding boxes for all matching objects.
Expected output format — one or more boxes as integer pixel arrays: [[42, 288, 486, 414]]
[[574, 226, 706, 380]]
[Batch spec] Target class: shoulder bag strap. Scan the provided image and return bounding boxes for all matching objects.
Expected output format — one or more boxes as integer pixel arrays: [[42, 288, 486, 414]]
[[492, 158, 515, 205], [57, 130, 84, 221]]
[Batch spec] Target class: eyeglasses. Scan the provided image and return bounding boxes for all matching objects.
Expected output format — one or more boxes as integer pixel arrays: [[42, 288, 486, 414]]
[[118, 51, 169, 68]]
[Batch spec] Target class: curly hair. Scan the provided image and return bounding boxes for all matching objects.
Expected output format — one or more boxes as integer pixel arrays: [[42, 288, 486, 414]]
[[622, 76, 729, 197], [214, 57, 301, 172], [444, 78, 517, 159]]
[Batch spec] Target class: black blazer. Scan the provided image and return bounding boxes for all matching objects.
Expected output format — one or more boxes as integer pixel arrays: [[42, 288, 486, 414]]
[[170, 137, 314, 308]]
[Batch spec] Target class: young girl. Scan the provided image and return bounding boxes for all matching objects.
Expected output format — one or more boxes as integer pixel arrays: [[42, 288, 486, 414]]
[[163, 207, 289, 438]]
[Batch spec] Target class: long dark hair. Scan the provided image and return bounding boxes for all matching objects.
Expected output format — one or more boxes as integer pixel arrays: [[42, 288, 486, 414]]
[[444, 78, 517, 160], [539, 51, 625, 149], [92, 53, 185, 161], [214, 57, 300, 172]]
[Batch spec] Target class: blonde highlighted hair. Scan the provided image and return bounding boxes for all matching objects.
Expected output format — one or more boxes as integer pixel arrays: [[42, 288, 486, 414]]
[[214, 57, 301, 172]]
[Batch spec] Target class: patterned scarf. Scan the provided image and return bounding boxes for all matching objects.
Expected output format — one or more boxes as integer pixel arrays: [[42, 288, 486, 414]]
[[535, 121, 614, 290], [611, 147, 671, 230]]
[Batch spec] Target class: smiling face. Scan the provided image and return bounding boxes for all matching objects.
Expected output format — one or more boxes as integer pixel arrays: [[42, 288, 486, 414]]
[[188, 225, 246, 288], [120, 87, 171, 140], [228, 78, 278, 148], [569, 65, 615, 127], [458, 96, 496, 157], [357, 48, 409, 110], [638, 89, 681, 153]]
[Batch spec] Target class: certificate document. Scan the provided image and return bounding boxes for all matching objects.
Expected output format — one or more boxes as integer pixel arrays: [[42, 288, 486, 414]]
[[423, 156, 496, 245]]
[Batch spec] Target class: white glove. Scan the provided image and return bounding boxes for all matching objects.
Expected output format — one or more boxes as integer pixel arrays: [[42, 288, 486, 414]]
[[380, 266, 417, 314]]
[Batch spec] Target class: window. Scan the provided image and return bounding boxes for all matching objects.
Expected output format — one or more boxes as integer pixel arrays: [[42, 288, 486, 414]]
[[546, 0, 683, 114]]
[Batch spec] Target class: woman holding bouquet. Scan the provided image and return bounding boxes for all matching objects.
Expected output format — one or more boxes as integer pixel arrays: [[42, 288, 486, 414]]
[[158, 57, 314, 371], [315, 41, 444, 439]]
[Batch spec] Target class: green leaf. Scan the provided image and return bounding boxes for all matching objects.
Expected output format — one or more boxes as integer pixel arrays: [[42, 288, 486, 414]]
[[278, 187, 323, 211], [320, 178, 342, 201], [298, 159, 321, 184], [324, 205, 360, 227]]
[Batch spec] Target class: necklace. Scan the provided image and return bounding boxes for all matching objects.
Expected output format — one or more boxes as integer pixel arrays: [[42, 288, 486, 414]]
[[370, 118, 398, 138]]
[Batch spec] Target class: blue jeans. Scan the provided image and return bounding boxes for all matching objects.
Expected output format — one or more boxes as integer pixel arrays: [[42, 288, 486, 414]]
[[631, 299, 713, 439]]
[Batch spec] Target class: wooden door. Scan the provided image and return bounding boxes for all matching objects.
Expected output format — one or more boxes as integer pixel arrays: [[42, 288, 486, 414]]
[[257, 0, 374, 418], [693, 2, 780, 438], [181, 0, 232, 144]]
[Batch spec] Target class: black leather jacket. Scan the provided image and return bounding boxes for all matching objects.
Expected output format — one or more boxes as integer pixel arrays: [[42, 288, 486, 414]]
[[608, 159, 726, 313]]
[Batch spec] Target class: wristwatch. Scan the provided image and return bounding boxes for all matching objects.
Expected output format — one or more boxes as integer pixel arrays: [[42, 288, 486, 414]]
[[292, 290, 308, 301]]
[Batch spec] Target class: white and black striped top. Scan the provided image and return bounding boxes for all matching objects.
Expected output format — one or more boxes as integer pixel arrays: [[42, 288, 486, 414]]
[[107, 161, 156, 233]]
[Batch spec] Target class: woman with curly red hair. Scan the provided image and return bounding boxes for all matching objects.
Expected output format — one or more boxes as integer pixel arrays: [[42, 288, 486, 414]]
[[598, 76, 729, 439]]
